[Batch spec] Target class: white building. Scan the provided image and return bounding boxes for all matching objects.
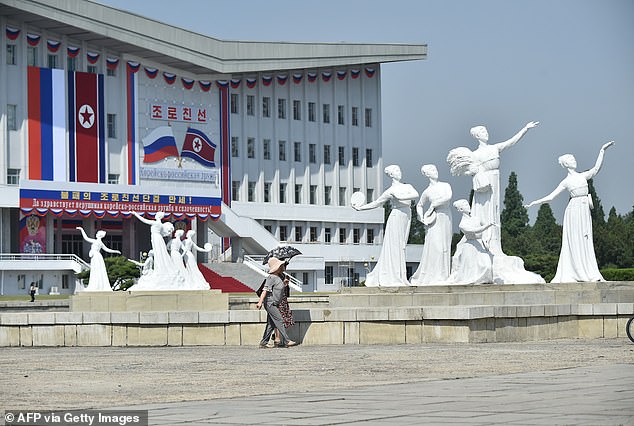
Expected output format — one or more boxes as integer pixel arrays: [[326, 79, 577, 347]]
[[0, 0, 426, 295]]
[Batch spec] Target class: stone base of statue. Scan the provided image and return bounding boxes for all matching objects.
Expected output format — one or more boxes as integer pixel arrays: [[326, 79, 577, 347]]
[[70, 290, 228, 312]]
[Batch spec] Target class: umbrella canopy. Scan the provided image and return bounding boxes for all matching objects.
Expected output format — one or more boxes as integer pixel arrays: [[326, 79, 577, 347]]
[[262, 245, 302, 264]]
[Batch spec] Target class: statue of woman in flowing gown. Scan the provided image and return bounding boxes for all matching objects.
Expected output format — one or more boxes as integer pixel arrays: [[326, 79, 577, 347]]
[[168, 229, 188, 288], [128, 250, 154, 277], [446, 200, 494, 285], [352, 165, 419, 286], [525, 141, 614, 283], [182, 230, 213, 290], [447, 122, 544, 284], [128, 211, 182, 290], [410, 164, 453, 285], [76, 227, 121, 291]]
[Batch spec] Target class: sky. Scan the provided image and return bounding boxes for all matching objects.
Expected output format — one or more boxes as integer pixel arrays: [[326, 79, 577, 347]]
[[97, 0, 634, 223]]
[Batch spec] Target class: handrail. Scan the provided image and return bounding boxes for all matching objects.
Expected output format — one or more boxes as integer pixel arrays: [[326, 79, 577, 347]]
[[0, 253, 90, 270], [243, 255, 303, 292]]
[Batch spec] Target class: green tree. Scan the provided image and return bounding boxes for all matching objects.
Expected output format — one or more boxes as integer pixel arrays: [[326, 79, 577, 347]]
[[500, 172, 533, 256], [408, 204, 426, 244], [588, 179, 605, 226], [532, 203, 561, 255], [76, 255, 140, 291]]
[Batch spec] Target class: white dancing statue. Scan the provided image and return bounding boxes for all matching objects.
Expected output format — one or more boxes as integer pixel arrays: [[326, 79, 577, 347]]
[[410, 164, 453, 285], [127, 211, 184, 290], [447, 122, 544, 284], [182, 230, 213, 290], [446, 200, 494, 285], [352, 165, 419, 286], [76, 227, 121, 292], [525, 141, 614, 282], [168, 228, 188, 289], [128, 250, 154, 277]]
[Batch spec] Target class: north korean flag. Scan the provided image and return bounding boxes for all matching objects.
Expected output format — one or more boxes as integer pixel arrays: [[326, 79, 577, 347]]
[[68, 71, 106, 183], [181, 127, 216, 168]]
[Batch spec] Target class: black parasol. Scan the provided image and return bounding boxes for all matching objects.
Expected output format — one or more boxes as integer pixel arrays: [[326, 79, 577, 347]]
[[262, 245, 302, 264]]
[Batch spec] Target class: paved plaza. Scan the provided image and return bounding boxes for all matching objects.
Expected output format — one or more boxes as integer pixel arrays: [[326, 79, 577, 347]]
[[2, 339, 633, 425]]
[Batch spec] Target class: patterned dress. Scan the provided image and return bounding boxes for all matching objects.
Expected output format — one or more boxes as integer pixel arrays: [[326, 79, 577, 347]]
[[277, 286, 294, 328]]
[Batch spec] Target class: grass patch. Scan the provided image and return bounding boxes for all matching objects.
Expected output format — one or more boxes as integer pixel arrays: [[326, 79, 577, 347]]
[[0, 295, 71, 301]]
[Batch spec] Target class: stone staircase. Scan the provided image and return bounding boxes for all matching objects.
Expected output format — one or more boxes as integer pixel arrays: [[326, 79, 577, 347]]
[[202, 262, 264, 292]]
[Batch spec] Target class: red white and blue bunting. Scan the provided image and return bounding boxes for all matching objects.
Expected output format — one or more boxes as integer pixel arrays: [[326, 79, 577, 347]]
[[198, 80, 212, 92], [86, 51, 100, 64], [106, 57, 119, 70], [126, 61, 140, 73], [5, 26, 20, 40], [144, 67, 158, 79], [66, 46, 80, 58], [181, 77, 194, 89], [26, 33, 41, 47], [46, 39, 61, 53], [163, 72, 176, 84]]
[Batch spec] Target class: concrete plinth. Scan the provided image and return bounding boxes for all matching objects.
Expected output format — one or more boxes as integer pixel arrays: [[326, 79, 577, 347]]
[[70, 290, 228, 312]]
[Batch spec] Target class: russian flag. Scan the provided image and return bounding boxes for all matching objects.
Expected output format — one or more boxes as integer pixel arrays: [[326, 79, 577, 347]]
[[68, 70, 106, 183], [181, 127, 216, 168], [27, 67, 67, 181], [142, 126, 179, 163]]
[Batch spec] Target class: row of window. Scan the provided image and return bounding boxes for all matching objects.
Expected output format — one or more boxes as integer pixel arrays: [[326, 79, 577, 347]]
[[4, 168, 119, 186], [263, 223, 375, 245], [230, 94, 373, 127], [6, 44, 117, 75], [232, 181, 373, 206], [231, 138, 373, 166]]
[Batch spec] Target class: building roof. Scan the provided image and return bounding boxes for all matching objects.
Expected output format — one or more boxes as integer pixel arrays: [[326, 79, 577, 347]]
[[0, 0, 427, 77]]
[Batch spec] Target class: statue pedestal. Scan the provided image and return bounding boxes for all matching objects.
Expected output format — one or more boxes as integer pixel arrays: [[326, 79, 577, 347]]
[[70, 290, 228, 312]]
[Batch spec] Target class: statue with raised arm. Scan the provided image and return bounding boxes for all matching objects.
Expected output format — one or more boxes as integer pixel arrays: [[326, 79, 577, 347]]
[[76, 227, 121, 291], [127, 211, 182, 290], [182, 230, 213, 290], [446, 200, 494, 285], [128, 250, 154, 277], [525, 141, 614, 282], [447, 122, 545, 284], [352, 165, 419, 286], [168, 229, 188, 288], [410, 164, 453, 285]]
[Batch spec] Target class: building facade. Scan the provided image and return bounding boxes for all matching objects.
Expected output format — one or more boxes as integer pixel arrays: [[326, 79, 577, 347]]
[[0, 0, 426, 294]]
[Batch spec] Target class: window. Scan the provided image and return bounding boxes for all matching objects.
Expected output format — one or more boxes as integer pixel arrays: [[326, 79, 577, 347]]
[[230, 94, 239, 114], [366, 188, 374, 203], [337, 105, 345, 125], [352, 106, 359, 126], [293, 100, 301, 120], [338, 146, 345, 165], [277, 98, 286, 119], [324, 186, 332, 205], [279, 225, 288, 241], [232, 181, 240, 201], [322, 104, 330, 123], [365, 108, 372, 127], [67, 56, 77, 71], [294, 184, 302, 204], [353, 228, 360, 244], [294, 142, 302, 162], [325, 266, 334, 284], [246, 95, 255, 116], [107, 67, 116, 77], [7, 168, 20, 185], [302, 272, 309, 285], [309, 185, 317, 204], [7, 104, 17, 131], [263, 139, 271, 160], [339, 187, 346, 206], [308, 102, 316, 122], [339, 227, 346, 244], [309, 144, 316, 164], [47, 54, 58, 69], [87, 65, 97, 74], [107, 174, 119, 184], [264, 182, 271, 202], [6, 44, 16, 65], [278, 140, 286, 161], [27, 46, 38, 66], [62, 275, 69, 289], [366, 149, 373, 168], [231, 136, 239, 157], [324, 145, 331, 164], [248, 181, 256, 202], [262, 97, 270, 117], [367, 229, 375, 244], [310, 226, 318, 242], [324, 227, 332, 244], [279, 183, 287, 203], [247, 138, 255, 158], [352, 148, 360, 166], [107, 114, 116, 138], [294, 226, 303, 242], [265, 225, 273, 233]]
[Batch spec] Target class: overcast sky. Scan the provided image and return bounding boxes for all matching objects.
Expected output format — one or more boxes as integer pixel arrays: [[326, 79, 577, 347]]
[[98, 0, 634, 222]]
